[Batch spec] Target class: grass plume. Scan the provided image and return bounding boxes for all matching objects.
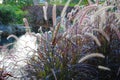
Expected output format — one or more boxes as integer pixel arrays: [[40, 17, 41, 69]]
[[78, 53, 105, 63]]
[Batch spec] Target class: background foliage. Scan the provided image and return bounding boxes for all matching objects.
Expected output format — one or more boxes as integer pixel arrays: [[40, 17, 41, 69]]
[[0, 4, 27, 25], [3, 0, 33, 8]]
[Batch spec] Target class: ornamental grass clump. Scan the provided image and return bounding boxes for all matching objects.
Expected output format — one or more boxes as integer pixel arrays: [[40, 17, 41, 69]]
[[25, 0, 119, 80], [0, 0, 120, 80]]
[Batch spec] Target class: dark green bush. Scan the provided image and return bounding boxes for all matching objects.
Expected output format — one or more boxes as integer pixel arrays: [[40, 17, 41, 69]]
[[15, 8, 28, 24], [3, 0, 33, 9], [0, 4, 27, 25], [0, 4, 15, 25]]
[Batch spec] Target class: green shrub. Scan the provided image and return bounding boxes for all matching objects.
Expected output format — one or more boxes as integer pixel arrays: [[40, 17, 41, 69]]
[[0, 4, 15, 25], [15, 8, 28, 24], [3, 0, 33, 8], [0, 4, 27, 25]]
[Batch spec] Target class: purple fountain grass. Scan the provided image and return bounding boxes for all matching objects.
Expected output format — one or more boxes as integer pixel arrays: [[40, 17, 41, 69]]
[[7, 34, 19, 41], [85, 32, 101, 46], [93, 29, 110, 42], [0, 0, 120, 79], [94, 6, 114, 17], [52, 23, 61, 46], [78, 4, 97, 25], [61, 0, 71, 18], [111, 24, 120, 40], [78, 53, 105, 63], [43, 2, 48, 21], [98, 65, 111, 71], [52, 4, 56, 27]]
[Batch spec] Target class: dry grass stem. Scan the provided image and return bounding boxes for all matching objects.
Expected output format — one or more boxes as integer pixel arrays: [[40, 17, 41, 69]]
[[7, 34, 19, 41], [94, 6, 114, 17], [93, 29, 110, 42], [43, 6, 47, 20], [78, 0, 82, 5], [23, 18, 31, 33], [52, 4, 56, 26], [61, 0, 71, 18], [98, 65, 111, 71], [78, 53, 105, 63], [85, 33, 101, 46], [51, 69, 57, 80]]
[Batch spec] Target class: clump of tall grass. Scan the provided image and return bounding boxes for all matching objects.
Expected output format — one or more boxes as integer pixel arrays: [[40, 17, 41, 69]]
[[25, 0, 120, 80], [0, 0, 120, 80]]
